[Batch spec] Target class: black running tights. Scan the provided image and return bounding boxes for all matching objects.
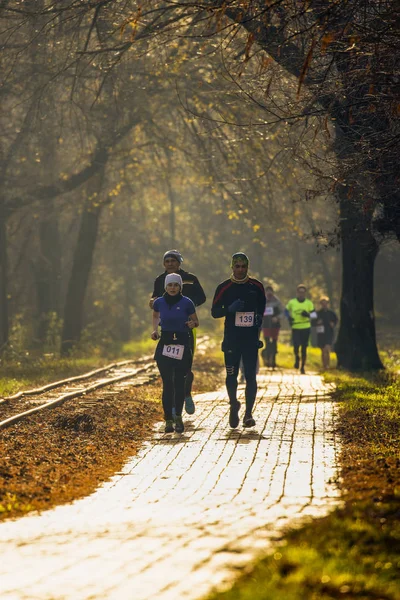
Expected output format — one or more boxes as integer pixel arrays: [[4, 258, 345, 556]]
[[292, 328, 311, 365], [156, 360, 187, 420], [224, 344, 259, 415]]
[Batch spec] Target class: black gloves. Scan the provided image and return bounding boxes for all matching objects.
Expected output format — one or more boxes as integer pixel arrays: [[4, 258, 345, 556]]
[[301, 310, 310, 317], [228, 299, 245, 313]]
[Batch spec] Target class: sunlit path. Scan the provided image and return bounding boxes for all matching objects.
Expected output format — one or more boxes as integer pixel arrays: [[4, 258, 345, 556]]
[[0, 370, 340, 600]]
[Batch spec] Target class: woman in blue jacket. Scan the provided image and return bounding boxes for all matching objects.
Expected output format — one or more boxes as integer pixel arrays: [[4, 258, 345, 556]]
[[151, 273, 199, 434]]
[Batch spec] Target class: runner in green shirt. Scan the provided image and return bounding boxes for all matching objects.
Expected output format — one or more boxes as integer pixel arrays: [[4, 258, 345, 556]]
[[286, 284, 316, 374]]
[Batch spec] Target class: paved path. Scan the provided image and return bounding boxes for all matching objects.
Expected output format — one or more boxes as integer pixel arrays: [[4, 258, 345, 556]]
[[0, 370, 340, 600]]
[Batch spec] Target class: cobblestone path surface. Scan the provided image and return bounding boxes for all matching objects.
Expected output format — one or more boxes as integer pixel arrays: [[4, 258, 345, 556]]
[[0, 370, 340, 600]]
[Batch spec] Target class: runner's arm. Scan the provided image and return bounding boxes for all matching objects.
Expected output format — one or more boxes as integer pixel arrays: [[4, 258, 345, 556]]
[[285, 302, 294, 325], [191, 277, 206, 307], [211, 284, 227, 318], [187, 312, 199, 329], [309, 302, 318, 323], [256, 286, 267, 326], [151, 311, 160, 339]]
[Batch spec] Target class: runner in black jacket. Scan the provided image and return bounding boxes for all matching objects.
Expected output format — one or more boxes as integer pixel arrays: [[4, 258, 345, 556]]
[[150, 260, 206, 309], [212, 252, 266, 429], [149, 250, 206, 415], [316, 296, 338, 370]]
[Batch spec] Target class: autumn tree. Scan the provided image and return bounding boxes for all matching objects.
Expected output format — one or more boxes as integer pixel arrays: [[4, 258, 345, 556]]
[[123, 0, 399, 370], [2, 1, 397, 369]]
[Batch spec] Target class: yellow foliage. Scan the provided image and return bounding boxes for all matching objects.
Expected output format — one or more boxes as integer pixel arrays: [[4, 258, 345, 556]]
[[108, 182, 124, 198]]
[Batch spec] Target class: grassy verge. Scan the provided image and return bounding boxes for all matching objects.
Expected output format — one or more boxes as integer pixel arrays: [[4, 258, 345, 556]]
[[275, 340, 322, 371], [0, 336, 157, 397], [207, 351, 400, 600]]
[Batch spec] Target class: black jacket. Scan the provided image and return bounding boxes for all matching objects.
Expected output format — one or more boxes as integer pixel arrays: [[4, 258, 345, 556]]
[[211, 277, 266, 346], [151, 269, 206, 307]]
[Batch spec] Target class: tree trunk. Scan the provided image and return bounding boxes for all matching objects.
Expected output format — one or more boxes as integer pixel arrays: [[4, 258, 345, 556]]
[[0, 206, 9, 351], [335, 184, 383, 370], [61, 187, 104, 355], [317, 253, 335, 309], [219, 5, 386, 371], [35, 211, 62, 344]]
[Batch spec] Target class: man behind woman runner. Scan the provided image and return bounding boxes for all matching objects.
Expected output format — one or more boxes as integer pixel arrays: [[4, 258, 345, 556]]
[[151, 273, 199, 434], [149, 250, 206, 415], [212, 253, 266, 429]]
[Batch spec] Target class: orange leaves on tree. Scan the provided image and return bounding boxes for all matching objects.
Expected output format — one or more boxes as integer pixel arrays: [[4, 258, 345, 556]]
[[120, 7, 142, 41], [214, 2, 228, 32], [258, 55, 273, 75], [297, 38, 317, 99], [321, 32, 335, 54], [245, 32, 255, 62]]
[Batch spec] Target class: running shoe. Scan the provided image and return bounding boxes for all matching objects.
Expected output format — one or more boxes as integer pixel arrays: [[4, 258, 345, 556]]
[[229, 401, 241, 428], [184, 395, 195, 415], [294, 357, 300, 369], [174, 415, 184, 434], [164, 420, 174, 433], [243, 415, 256, 428], [300, 367, 305, 374]]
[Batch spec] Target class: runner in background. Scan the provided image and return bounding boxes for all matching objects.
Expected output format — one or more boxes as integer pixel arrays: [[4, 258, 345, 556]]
[[211, 252, 266, 428], [316, 296, 338, 370], [149, 250, 206, 415], [285, 284, 317, 374], [151, 273, 199, 434], [261, 285, 284, 368]]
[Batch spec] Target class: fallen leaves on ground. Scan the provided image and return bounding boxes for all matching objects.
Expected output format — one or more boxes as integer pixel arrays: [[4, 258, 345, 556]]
[[0, 356, 224, 521]]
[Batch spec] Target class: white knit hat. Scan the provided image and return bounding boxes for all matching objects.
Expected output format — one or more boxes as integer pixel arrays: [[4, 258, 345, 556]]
[[165, 273, 183, 290]]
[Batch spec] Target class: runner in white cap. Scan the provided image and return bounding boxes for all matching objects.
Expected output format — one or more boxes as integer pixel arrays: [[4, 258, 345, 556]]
[[151, 273, 199, 434]]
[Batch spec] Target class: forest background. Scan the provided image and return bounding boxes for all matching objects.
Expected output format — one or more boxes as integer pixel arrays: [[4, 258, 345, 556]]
[[0, 1, 398, 366]]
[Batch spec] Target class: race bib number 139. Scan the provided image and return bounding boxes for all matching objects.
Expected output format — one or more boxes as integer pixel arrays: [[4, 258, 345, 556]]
[[235, 312, 254, 327], [162, 344, 184, 360]]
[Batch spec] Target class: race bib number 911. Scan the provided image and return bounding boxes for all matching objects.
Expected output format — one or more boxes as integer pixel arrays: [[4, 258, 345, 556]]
[[162, 344, 184, 360], [235, 312, 254, 327]]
